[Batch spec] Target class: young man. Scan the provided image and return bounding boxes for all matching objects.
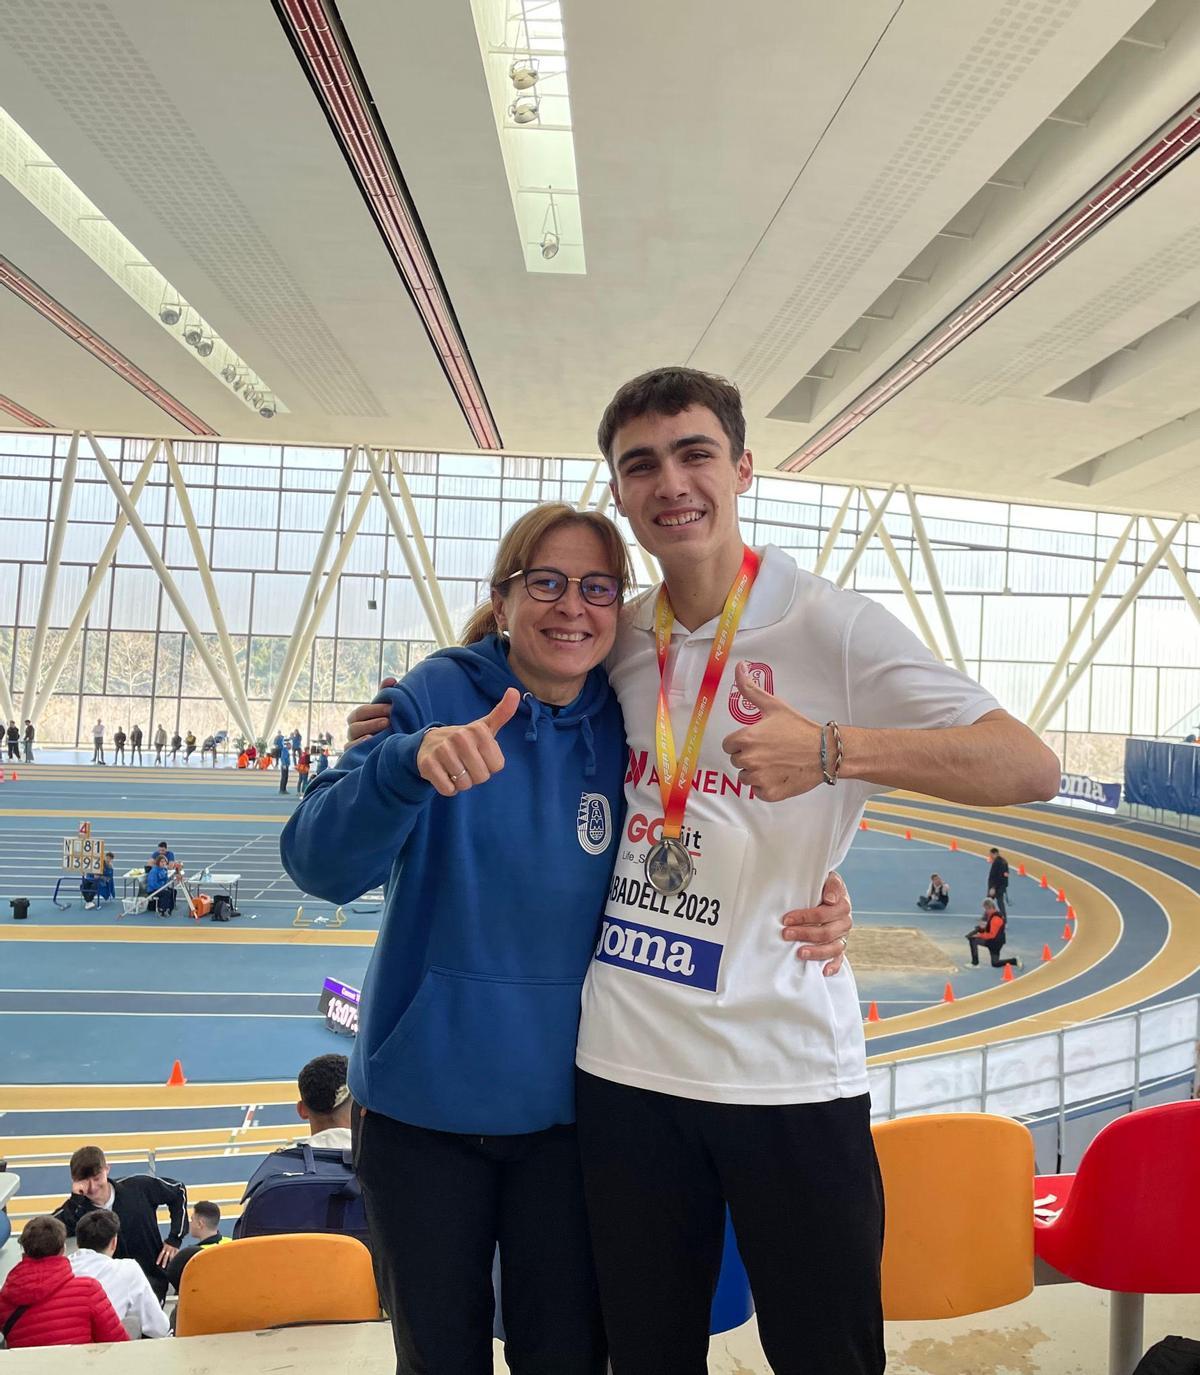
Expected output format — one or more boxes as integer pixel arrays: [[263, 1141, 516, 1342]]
[[52, 1146, 187, 1303], [69, 1208, 170, 1338], [346, 368, 1057, 1374], [129, 724, 144, 765], [0, 1214, 128, 1349], [294, 1053, 352, 1148], [164, 1201, 223, 1295], [917, 873, 950, 910], [153, 723, 167, 765], [987, 846, 1010, 916], [23, 719, 35, 763], [92, 718, 106, 764]]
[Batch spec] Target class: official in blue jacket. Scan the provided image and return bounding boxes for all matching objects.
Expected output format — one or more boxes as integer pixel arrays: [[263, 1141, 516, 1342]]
[[282, 504, 630, 1375]]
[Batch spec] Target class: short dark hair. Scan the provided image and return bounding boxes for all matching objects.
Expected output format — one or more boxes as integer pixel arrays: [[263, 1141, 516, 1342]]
[[989, 847, 1000, 856], [69, 1145, 107, 1181], [76, 1209, 120, 1253], [192, 1200, 221, 1229], [20, 1215, 67, 1258], [297, 1054, 349, 1115], [597, 367, 746, 466]]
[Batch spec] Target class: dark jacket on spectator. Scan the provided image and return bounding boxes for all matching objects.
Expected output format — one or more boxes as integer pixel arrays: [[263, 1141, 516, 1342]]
[[0, 1254, 129, 1348], [988, 854, 1009, 891], [53, 1175, 187, 1292], [164, 1233, 224, 1294]]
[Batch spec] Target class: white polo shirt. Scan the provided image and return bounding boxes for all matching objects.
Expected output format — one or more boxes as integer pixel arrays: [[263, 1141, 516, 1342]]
[[575, 545, 1000, 1105], [69, 1247, 171, 1338]]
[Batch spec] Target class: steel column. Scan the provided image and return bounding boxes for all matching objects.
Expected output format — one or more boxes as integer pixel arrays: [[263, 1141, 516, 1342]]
[[1032, 517, 1184, 732], [261, 444, 361, 741], [576, 460, 602, 512], [813, 486, 855, 578], [363, 448, 450, 647], [904, 485, 966, 672], [1108, 1291, 1144, 1375], [1145, 516, 1200, 625], [86, 433, 252, 741], [1027, 516, 1137, 729], [21, 431, 80, 721], [858, 487, 944, 660], [263, 477, 378, 741], [834, 485, 897, 588], [162, 441, 255, 741], [387, 450, 454, 644], [27, 442, 161, 727]]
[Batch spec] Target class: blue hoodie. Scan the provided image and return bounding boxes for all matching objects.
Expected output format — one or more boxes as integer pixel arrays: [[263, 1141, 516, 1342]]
[[281, 635, 626, 1134]]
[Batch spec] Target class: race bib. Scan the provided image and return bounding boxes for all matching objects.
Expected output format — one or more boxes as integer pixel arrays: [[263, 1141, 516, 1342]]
[[594, 818, 747, 992]]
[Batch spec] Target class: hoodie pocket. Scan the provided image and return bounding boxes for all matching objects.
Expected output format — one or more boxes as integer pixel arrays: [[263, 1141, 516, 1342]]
[[366, 966, 585, 1134]]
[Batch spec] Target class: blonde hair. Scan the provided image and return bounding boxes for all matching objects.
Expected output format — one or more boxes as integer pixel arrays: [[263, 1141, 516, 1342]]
[[461, 503, 634, 645]]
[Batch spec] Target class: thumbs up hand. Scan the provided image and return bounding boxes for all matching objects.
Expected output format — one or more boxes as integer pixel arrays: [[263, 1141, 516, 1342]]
[[417, 688, 521, 797], [720, 662, 823, 802]]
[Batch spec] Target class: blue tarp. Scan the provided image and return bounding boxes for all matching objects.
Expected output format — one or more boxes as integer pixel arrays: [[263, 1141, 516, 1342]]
[[1123, 739, 1200, 816]]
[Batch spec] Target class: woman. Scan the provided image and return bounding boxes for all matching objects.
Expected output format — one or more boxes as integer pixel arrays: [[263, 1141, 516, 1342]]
[[283, 504, 628, 1374]]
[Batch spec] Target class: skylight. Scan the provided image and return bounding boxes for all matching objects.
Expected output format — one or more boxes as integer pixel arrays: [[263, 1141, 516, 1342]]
[[469, 0, 585, 274], [0, 105, 285, 416]]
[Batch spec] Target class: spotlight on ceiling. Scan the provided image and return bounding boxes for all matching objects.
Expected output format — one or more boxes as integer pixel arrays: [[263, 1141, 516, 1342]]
[[540, 231, 560, 260], [195, 335, 214, 358], [183, 321, 204, 349], [220, 363, 238, 384], [510, 58, 538, 90], [258, 395, 276, 419], [510, 96, 539, 124], [159, 299, 182, 326]]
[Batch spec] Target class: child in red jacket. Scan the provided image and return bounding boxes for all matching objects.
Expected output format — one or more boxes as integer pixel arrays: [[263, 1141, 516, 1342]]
[[0, 1215, 128, 1349]]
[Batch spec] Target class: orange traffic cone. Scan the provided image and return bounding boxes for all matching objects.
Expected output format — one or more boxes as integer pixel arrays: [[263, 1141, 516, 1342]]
[[1041, 944, 1053, 962], [1062, 923, 1073, 942], [942, 982, 955, 1003], [1056, 887, 1067, 903], [0, 770, 5, 783], [859, 819, 868, 831], [904, 829, 912, 841], [166, 1059, 186, 1087], [1018, 863, 1026, 877], [1067, 906, 1076, 921], [10, 772, 15, 782], [1040, 874, 1049, 889], [866, 1001, 880, 1023], [1002, 964, 1015, 983], [949, 838, 958, 851]]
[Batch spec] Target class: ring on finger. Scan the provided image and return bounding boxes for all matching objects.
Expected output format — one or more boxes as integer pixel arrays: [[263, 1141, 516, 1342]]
[[449, 767, 468, 784], [839, 935, 848, 950]]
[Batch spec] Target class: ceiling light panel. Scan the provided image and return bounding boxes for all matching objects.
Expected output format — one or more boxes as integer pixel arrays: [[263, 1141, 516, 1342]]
[[0, 104, 286, 418], [469, 0, 585, 274]]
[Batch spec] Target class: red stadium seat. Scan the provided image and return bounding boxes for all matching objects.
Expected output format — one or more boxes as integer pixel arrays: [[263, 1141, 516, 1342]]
[[1034, 1100, 1200, 1374]]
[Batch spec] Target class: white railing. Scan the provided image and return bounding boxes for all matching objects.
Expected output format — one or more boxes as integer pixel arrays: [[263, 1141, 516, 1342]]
[[868, 994, 1200, 1163]]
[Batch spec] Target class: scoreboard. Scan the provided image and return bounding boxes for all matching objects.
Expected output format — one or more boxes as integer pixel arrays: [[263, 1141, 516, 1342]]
[[62, 835, 106, 874]]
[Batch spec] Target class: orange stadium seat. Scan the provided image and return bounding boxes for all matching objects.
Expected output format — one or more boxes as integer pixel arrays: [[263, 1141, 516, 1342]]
[[174, 1233, 380, 1337], [874, 1112, 1035, 1320]]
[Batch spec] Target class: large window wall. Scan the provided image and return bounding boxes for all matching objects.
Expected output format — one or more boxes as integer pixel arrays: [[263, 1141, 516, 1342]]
[[1, 430, 1198, 776]]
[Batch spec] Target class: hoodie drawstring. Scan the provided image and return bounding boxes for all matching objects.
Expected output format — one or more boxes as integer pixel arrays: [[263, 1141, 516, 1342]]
[[523, 693, 541, 744], [580, 716, 597, 777]]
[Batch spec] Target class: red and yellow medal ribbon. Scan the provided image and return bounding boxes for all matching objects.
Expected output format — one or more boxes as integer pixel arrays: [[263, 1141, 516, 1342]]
[[653, 546, 761, 841]]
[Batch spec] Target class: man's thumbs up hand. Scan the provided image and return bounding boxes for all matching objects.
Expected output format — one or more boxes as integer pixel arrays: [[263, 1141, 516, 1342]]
[[418, 689, 522, 797], [721, 662, 823, 802]]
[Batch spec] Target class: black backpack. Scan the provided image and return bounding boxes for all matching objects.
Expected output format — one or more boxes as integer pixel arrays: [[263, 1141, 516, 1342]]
[[1133, 1338, 1200, 1374], [234, 1142, 368, 1248]]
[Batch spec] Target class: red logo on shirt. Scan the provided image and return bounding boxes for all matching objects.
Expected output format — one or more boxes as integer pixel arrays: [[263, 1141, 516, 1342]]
[[728, 662, 774, 725]]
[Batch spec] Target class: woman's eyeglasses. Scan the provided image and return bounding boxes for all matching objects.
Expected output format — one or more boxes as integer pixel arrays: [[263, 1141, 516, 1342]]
[[503, 567, 621, 607]]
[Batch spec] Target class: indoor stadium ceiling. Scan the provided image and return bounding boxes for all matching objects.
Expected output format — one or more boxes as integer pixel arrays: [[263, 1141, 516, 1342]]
[[0, 0, 1198, 515]]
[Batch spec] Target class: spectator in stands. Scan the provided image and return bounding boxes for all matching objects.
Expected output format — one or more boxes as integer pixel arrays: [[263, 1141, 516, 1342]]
[[917, 873, 949, 911], [296, 747, 311, 796], [246, 742, 258, 765], [966, 899, 1019, 969], [23, 719, 35, 763], [169, 730, 181, 764], [295, 1054, 352, 1149], [183, 731, 197, 765], [0, 1215, 128, 1349], [164, 1202, 223, 1296], [200, 735, 217, 767], [5, 720, 18, 760], [291, 727, 302, 757], [146, 857, 176, 916], [129, 724, 143, 766], [153, 724, 167, 765], [278, 740, 291, 794], [69, 1209, 169, 1339], [113, 726, 127, 765], [92, 719, 106, 764], [987, 846, 1010, 916], [314, 747, 330, 779], [52, 1146, 186, 1303], [272, 731, 285, 767]]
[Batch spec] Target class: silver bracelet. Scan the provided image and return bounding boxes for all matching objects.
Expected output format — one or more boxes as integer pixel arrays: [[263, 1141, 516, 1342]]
[[822, 721, 844, 786]]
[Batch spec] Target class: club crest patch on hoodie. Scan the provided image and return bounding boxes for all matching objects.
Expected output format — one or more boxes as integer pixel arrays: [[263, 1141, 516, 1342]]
[[577, 792, 612, 855]]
